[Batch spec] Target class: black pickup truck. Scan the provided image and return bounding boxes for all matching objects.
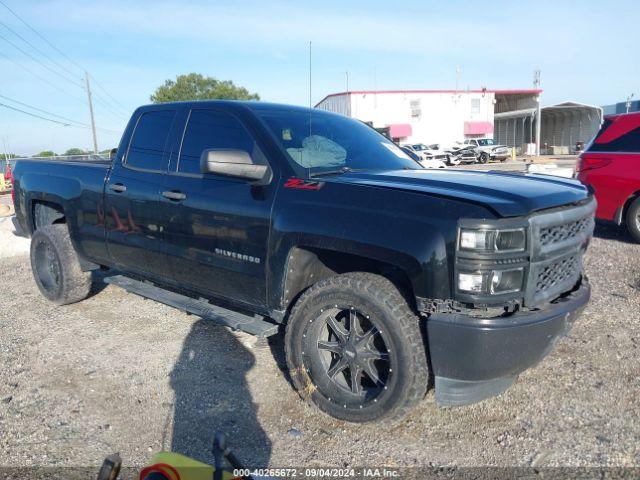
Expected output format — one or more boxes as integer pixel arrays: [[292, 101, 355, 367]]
[[13, 101, 595, 422]]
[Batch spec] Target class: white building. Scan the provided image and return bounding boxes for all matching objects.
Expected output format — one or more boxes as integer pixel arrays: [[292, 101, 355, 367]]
[[315, 89, 542, 146]]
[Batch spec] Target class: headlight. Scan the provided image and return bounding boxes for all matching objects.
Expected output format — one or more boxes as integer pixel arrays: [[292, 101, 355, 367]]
[[458, 268, 524, 295], [459, 228, 526, 252]]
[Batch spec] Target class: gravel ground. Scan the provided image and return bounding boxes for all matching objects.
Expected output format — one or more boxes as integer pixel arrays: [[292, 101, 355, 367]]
[[0, 216, 30, 258], [0, 194, 639, 476]]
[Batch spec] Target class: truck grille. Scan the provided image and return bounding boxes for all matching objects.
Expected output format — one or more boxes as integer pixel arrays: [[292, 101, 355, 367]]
[[536, 255, 580, 293], [525, 198, 596, 307], [539, 217, 592, 247]]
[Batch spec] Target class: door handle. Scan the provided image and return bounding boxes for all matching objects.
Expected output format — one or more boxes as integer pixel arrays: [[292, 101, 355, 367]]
[[109, 183, 127, 193], [162, 190, 187, 201]]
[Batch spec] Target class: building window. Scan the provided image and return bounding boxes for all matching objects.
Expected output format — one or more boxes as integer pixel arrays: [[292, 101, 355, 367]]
[[471, 98, 481, 115], [410, 100, 421, 119]]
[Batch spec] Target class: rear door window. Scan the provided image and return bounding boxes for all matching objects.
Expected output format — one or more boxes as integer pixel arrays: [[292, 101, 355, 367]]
[[126, 110, 176, 171], [587, 115, 640, 153]]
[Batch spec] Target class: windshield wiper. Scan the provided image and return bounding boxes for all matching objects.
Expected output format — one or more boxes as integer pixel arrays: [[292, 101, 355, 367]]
[[309, 166, 353, 178]]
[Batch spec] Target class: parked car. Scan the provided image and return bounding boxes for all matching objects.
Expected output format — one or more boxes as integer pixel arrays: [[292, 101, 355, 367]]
[[424, 143, 461, 166], [577, 111, 640, 242], [463, 138, 510, 163], [399, 146, 446, 169], [402, 143, 450, 164], [13, 101, 594, 423], [448, 144, 479, 164]]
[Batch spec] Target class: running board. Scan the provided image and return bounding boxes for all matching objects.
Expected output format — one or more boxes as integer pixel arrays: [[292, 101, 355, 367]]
[[104, 275, 279, 337]]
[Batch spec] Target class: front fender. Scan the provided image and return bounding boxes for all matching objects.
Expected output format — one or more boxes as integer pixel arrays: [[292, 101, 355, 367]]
[[266, 181, 494, 311]]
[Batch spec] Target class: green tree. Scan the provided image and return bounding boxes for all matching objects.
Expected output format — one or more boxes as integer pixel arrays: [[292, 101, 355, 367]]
[[33, 151, 56, 158], [150, 73, 260, 103], [64, 148, 86, 156]]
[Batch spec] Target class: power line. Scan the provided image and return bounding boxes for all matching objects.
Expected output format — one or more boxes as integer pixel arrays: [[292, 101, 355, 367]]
[[0, 20, 82, 84], [91, 94, 129, 121], [0, 0, 129, 116], [0, 45, 126, 123], [0, 93, 89, 127], [0, 100, 122, 134], [0, 0, 84, 72], [90, 74, 130, 113], [0, 101, 76, 126], [0, 50, 86, 104], [0, 31, 84, 88], [0, 1, 127, 140]]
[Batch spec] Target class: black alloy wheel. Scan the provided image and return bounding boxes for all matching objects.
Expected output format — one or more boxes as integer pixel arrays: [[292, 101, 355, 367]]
[[284, 272, 430, 422], [304, 305, 391, 403]]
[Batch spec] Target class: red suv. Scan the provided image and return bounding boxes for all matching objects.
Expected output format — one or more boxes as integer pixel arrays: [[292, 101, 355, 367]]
[[577, 111, 640, 242]]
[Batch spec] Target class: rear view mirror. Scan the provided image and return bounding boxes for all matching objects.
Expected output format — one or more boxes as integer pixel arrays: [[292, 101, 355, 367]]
[[200, 149, 271, 184]]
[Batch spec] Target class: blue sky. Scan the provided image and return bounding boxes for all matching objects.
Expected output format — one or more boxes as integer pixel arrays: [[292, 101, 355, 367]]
[[0, 0, 638, 155]]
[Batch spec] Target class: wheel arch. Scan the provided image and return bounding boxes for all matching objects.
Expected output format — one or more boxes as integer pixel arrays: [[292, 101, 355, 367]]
[[32, 200, 66, 232], [615, 189, 640, 225], [279, 245, 419, 317]]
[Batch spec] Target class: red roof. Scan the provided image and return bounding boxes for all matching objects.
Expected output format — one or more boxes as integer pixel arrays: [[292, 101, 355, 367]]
[[315, 89, 543, 107]]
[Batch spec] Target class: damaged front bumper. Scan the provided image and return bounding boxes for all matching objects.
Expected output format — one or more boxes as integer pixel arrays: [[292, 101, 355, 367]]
[[425, 277, 590, 406]]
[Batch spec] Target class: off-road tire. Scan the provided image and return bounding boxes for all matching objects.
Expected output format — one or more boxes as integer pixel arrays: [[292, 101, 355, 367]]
[[626, 197, 640, 243], [285, 272, 429, 423], [30, 224, 92, 305]]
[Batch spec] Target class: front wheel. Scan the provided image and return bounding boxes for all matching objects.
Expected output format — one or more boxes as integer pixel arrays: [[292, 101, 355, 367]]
[[285, 273, 429, 423], [479, 152, 489, 164], [30, 224, 92, 305], [626, 197, 640, 243]]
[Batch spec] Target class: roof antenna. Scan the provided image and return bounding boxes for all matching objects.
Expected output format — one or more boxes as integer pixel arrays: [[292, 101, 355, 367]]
[[307, 41, 312, 171], [308, 41, 312, 110]]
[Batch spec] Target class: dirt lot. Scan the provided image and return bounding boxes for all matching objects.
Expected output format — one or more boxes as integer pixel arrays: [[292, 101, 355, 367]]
[[0, 200, 639, 476]]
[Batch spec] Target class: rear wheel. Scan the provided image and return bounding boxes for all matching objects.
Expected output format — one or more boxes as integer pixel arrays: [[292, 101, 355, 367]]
[[285, 272, 429, 422], [30, 224, 92, 305], [626, 197, 640, 243]]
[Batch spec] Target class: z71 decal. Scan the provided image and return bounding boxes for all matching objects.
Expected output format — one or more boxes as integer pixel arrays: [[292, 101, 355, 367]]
[[284, 178, 324, 190]]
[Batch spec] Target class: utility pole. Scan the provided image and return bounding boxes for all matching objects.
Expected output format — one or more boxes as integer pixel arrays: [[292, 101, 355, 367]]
[[534, 69, 542, 156], [84, 71, 98, 154], [626, 93, 635, 114]]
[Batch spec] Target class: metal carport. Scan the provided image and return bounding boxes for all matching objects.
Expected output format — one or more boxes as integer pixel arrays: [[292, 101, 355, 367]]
[[540, 102, 602, 153], [494, 107, 537, 150]]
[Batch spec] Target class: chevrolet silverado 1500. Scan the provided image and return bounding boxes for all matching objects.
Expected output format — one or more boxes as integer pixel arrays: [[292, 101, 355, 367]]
[[13, 101, 595, 422]]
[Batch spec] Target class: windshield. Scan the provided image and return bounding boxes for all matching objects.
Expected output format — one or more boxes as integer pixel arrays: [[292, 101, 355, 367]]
[[477, 139, 495, 146], [257, 109, 420, 176], [411, 144, 428, 151]]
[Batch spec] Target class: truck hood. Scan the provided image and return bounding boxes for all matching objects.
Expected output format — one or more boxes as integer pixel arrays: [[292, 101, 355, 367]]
[[327, 169, 590, 217]]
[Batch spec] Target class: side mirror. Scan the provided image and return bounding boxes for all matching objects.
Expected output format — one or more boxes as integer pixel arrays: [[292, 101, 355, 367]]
[[200, 149, 271, 184], [109, 148, 117, 160]]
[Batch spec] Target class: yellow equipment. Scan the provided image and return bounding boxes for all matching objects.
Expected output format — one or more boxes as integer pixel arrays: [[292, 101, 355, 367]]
[[97, 433, 251, 480], [0, 173, 11, 193]]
